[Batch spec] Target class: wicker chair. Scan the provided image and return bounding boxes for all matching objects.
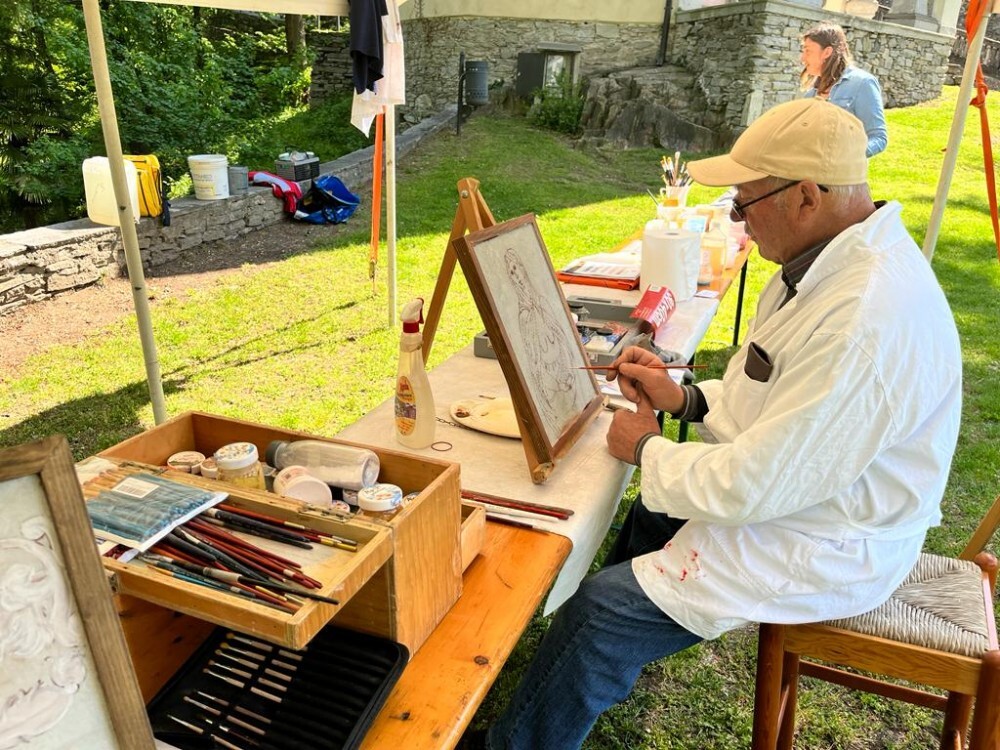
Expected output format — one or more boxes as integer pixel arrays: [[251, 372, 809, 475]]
[[751, 493, 1000, 750]]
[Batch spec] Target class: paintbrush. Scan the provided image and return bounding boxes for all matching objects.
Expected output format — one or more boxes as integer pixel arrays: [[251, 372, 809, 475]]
[[461, 489, 573, 519], [577, 364, 706, 371]]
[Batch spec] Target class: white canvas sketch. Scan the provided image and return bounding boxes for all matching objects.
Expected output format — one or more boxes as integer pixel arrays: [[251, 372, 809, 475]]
[[0, 474, 120, 750], [474, 222, 597, 445]]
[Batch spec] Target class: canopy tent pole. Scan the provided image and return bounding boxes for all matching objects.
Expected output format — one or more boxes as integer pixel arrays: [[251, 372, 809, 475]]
[[386, 105, 398, 325], [922, 4, 992, 261], [82, 0, 168, 424]]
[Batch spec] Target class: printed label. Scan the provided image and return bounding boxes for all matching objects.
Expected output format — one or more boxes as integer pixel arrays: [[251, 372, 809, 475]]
[[111, 477, 158, 499], [395, 376, 416, 435]]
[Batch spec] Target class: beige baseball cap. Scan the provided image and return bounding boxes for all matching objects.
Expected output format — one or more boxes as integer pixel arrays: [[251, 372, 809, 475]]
[[686, 98, 868, 187]]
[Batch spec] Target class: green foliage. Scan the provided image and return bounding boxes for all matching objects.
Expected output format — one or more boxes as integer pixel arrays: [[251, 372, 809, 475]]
[[231, 96, 370, 173], [528, 71, 587, 135], [0, 3, 316, 232]]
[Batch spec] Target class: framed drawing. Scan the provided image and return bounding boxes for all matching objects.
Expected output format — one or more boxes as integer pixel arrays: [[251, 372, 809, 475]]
[[0, 435, 155, 749], [452, 213, 604, 483]]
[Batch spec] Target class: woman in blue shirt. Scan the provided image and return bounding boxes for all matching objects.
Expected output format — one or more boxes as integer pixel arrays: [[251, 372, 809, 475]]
[[801, 22, 888, 157]]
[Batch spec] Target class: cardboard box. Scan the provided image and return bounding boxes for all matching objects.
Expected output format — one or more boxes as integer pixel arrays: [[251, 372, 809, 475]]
[[99, 411, 464, 657]]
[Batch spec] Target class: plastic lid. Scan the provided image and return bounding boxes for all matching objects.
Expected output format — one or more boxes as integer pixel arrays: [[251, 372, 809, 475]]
[[200, 457, 218, 479], [167, 451, 206, 473], [274, 466, 333, 506], [357, 483, 403, 513], [214, 442, 260, 471]]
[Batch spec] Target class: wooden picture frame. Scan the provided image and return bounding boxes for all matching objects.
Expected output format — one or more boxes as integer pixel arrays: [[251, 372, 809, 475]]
[[451, 214, 604, 483], [0, 435, 155, 749]]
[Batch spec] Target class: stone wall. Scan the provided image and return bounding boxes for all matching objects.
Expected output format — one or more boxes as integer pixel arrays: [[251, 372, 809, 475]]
[[0, 107, 456, 316], [400, 17, 662, 114], [0, 191, 287, 314], [309, 29, 353, 105], [578, 1, 953, 151], [669, 1, 953, 130]]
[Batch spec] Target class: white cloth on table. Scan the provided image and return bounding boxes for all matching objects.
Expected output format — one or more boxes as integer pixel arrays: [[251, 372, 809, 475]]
[[633, 201, 963, 640]]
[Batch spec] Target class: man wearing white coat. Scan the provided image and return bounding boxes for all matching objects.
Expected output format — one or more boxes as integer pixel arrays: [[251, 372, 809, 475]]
[[475, 98, 962, 750]]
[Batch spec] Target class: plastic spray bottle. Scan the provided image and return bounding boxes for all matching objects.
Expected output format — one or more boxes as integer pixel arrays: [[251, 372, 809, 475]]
[[395, 299, 436, 448]]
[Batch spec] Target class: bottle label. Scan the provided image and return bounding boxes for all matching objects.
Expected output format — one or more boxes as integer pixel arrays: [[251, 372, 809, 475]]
[[395, 376, 416, 435]]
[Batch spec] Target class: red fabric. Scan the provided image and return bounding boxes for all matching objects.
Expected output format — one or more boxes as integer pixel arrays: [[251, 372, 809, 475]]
[[965, 0, 1000, 261], [248, 170, 302, 213]]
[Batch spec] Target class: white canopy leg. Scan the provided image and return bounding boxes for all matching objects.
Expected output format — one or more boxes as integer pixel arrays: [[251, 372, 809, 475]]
[[82, 0, 168, 424]]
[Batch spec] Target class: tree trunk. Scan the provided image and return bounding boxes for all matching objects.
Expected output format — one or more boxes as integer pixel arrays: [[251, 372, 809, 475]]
[[285, 14, 306, 61]]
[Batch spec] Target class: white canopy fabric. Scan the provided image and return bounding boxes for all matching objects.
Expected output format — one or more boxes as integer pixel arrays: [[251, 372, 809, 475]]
[[82, 0, 400, 423]]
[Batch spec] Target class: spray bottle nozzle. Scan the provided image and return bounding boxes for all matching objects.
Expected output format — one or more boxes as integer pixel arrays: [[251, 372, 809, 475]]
[[401, 298, 425, 333]]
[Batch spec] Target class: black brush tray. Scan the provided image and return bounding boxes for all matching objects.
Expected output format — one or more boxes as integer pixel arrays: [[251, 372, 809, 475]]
[[147, 624, 407, 750]]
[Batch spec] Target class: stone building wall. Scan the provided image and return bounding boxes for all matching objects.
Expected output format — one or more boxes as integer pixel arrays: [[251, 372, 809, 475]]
[[669, 0, 953, 133], [400, 17, 663, 114]]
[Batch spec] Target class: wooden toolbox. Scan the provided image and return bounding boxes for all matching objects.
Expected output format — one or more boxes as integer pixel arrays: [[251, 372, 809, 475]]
[[98, 411, 474, 698]]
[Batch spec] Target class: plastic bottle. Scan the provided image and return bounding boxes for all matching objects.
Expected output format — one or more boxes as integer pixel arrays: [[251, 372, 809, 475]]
[[699, 221, 727, 285], [266, 440, 380, 491], [395, 299, 436, 449]]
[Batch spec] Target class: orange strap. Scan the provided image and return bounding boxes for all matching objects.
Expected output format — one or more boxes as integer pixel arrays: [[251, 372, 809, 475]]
[[966, 0, 1000, 261], [370, 113, 384, 281]]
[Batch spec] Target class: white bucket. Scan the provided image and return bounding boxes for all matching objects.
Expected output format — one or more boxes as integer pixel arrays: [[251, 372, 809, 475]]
[[82, 157, 139, 226], [187, 154, 229, 200]]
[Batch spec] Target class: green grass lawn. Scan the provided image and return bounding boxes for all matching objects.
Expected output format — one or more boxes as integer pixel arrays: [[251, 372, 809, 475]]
[[1, 86, 998, 748]]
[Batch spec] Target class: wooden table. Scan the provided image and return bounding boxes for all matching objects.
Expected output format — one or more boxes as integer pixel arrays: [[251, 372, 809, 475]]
[[359, 523, 571, 749]]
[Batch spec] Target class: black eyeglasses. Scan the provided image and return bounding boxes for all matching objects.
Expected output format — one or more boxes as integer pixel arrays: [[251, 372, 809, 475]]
[[730, 181, 829, 221]]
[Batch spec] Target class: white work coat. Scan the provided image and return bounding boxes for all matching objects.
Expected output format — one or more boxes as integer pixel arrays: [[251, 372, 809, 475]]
[[633, 202, 962, 640]]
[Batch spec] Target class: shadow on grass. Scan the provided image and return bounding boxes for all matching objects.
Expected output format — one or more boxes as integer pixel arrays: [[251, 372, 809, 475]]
[[0, 378, 182, 460]]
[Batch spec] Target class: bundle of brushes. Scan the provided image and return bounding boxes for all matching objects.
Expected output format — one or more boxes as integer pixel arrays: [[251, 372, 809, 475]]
[[84, 465, 355, 613], [660, 150, 692, 189]]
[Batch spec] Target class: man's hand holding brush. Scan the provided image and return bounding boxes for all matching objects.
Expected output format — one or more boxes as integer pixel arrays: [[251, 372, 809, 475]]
[[605, 346, 685, 464]]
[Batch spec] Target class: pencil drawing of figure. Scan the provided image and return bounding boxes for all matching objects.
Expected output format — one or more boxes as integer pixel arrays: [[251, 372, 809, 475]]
[[504, 248, 580, 437], [0, 516, 87, 748]]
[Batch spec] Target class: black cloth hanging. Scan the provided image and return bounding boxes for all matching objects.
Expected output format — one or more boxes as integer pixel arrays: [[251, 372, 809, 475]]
[[349, 0, 388, 94]]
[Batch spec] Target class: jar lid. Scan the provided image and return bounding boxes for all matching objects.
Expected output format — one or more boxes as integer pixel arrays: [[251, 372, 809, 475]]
[[274, 466, 333, 506], [199, 457, 218, 480], [214, 442, 260, 471], [357, 483, 403, 513], [168, 450, 205, 474]]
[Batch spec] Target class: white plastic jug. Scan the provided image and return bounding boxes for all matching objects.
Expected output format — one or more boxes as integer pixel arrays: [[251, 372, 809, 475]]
[[641, 220, 701, 301], [82, 157, 139, 226]]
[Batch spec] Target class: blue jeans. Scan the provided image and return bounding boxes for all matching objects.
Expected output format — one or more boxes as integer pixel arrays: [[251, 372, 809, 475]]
[[485, 499, 702, 750]]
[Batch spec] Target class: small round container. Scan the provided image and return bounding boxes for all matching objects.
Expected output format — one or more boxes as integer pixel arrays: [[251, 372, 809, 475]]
[[357, 483, 403, 520], [214, 442, 266, 491], [199, 456, 219, 480], [342, 488, 360, 506], [273, 466, 333, 506], [167, 450, 205, 474]]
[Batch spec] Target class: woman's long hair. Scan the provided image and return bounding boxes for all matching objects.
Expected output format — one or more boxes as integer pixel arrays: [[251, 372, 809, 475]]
[[800, 22, 854, 96]]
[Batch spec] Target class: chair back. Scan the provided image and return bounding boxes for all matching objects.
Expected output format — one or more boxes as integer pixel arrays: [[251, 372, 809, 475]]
[[962, 492, 1000, 561]]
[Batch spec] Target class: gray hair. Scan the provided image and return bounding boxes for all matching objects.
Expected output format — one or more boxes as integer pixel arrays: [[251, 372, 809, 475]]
[[760, 177, 866, 209]]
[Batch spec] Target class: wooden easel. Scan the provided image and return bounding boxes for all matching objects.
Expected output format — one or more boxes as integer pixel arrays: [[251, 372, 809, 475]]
[[421, 177, 496, 359]]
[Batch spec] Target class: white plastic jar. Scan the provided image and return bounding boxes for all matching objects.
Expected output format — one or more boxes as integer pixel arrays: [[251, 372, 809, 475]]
[[356, 483, 404, 521], [214, 442, 266, 491], [273, 466, 334, 506]]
